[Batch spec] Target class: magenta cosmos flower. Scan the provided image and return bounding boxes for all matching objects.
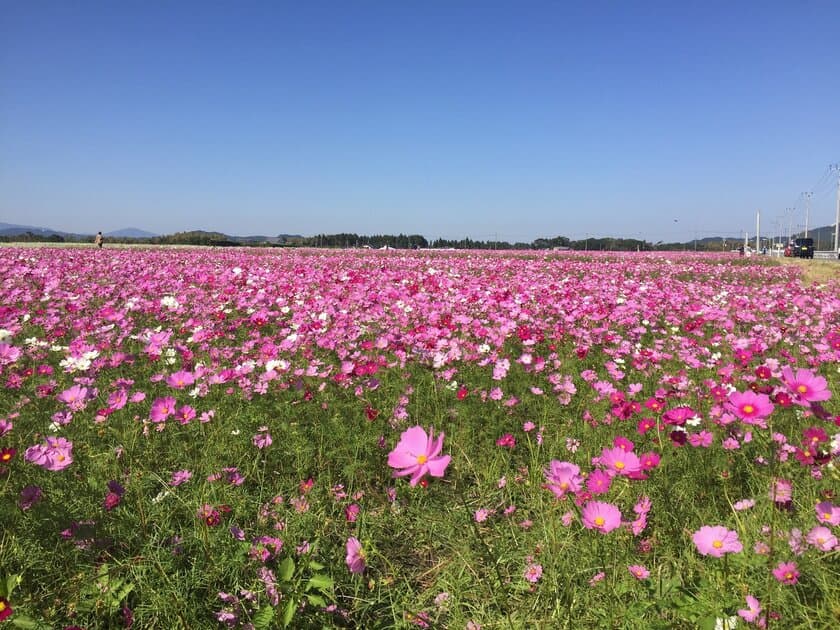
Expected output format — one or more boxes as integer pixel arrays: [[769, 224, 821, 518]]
[[772, 561, 799, 585], [345, 536, 366, 574], [581, 501, 622, 533], [543, 460, 584, 498], [692, 525, 743, 557], [781, 366, 831, 405], [726, 391, 774, 424], [387, 426, 451, 486], [149, 396, 177, 423]]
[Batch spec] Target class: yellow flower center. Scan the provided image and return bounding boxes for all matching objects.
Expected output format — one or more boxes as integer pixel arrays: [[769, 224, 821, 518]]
[[615, 461, 625, 470], [742, 404, 754, 414], [416, 455, 427, 464], [712, 540, 723, 549], [823, 512, 831, 520], [785, 572, 793, 579], [57, 455, 65, 462], [594, 516, 605, 526], [797, 385, 807, 393], [0, 601, 5, 612], [1, 454, 9, 461], [560, 482, 568, 489]]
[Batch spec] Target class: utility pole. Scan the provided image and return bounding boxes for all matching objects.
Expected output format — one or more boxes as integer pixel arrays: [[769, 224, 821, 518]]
[[802, 192, 812, 238], [833, 164, 840, 254], [755, 210, 760, 253]]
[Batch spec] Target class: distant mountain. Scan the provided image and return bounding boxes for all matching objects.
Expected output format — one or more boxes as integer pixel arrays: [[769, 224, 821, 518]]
[[105, 227, 158, 238], [0, 222, 81, 238]]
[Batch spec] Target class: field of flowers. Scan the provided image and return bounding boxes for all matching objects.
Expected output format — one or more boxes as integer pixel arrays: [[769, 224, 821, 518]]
[[0, 246, 837, 629]]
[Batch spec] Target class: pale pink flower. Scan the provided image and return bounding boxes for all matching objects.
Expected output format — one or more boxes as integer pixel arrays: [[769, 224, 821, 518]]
[[738, 595, 762, 623], [345, 536, 366, 574], [692, 525, 742, 557], [806, 526, 837, 551], [628, 564, 649, 579], [387, 426, 451, 487]]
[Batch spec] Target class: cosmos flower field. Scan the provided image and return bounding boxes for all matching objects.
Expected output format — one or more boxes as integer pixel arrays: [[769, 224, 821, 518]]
[[0, 246, 838, 629]]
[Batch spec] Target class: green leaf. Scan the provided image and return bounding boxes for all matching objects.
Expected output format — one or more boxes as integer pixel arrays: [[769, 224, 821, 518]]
[[306, 593, 326, 608], [5, 575, 22, 598], [306, 574, 333, 591], [11, 616, 40, 629], [252, 605, 275, 629], [308, 561, 325, 571], [278, 557, 295, 582], [282, 598, 297, 628]]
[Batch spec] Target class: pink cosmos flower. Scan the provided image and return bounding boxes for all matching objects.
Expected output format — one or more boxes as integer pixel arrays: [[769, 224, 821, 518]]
[[57, 384, 88, 411], [387, 426, 451, 487], [692, 525, 742, 557], [25, 437, 74, 471], [726, 391, 774, 425], [581, 501, 622, 533], [175, 405, 196, 424], [815, 501, 839, 526], [345, 536, 366, 574], [543, 460, 584, 498], [772, 561, 799, 585], [738, 595, 762, 623], [628, 564, 649, 579], [586, 469, 612, 495], [149, 396, 177, 423], [599, 446, 641, 477], [166, 370, 195, 389], [252, 431, 272, 449], [781, 366, 831, 405], [523, 563, 542, 583], [805, 526, 837, 551], [770, 478, 792, 504], [170, 469, 193, 486]]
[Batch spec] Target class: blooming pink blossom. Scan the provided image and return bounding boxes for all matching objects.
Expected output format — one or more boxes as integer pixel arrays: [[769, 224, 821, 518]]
[[781, 366, 831, 405], [599, 446, 641, 477], [772, 561, 799, 585], [815, 501, 840, 526], [387, 426, 451, 487], [345, 536, 366, 574], [581, 501, 622, 533], [543, 460, 584, 498], [523, 562, 542, 583], [25, 437, 74, 471], [738, 595, 762, 623], [805, 526, 837, 551], [149, 396, 177, 423], [628, 564, 649, 579], [692, 525, 742, 557], [726, 391, 774, 425]]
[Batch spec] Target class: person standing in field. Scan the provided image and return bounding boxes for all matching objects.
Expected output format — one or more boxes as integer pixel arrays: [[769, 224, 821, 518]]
[[95, 232, 103, 248]]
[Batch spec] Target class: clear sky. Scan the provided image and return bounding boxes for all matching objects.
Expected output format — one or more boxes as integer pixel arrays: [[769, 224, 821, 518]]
[[2, 1, 838, 243]]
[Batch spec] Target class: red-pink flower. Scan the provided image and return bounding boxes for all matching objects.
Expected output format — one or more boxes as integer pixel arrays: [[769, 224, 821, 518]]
[[387, 426, 451, 487], [692, 525, 742, 557], [581, 501, 622, 533], [726, 391, 774, 424], [166, 370, 195, 389], [772, 561, 799, 585], [781, 366, 831, 405], [345, 536, 366, 574]]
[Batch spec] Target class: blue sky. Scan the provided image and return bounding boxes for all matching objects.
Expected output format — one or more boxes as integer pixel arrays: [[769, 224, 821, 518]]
[[2, 1, 838, 242]]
